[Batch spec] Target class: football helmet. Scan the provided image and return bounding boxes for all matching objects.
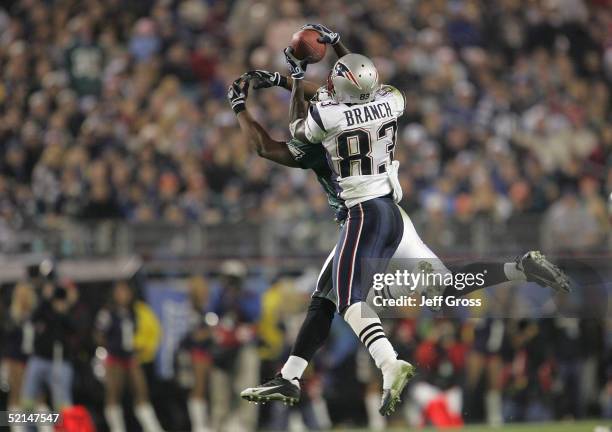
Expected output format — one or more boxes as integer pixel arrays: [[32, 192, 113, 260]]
[[327, 53, 379, 104]]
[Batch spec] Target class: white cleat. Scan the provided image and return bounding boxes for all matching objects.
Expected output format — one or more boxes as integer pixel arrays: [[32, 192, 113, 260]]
[[379, 360, 416, 416]]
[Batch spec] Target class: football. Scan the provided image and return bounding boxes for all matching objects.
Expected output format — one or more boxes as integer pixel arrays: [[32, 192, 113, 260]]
[[290, 29, 326, 63]]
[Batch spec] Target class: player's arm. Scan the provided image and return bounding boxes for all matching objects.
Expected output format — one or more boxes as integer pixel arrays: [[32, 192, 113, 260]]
[[285, 48, 327, 145], [227, 77, 299, 167], [243, 70, 320, 100], [285, 48, 311, 144], [287, 76, 322, 99], [238, 111, 299, 167], [289, 78, 310, 144], [302, 24, 350, 57]]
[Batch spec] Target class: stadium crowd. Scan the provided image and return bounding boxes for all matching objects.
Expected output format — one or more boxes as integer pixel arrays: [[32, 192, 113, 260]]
[[0, 0, 609, 249], [0, 0, 611, 431]]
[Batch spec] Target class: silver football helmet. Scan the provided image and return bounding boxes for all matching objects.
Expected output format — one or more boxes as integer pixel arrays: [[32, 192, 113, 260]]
[[327, 54, 380, 104]]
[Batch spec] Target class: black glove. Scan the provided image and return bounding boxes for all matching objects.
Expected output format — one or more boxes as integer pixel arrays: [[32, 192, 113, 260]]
[[301, 23, 340, 45], [227, 77, 249, 114], [284, 47, 307, 80], [242, 70, 288, 90]]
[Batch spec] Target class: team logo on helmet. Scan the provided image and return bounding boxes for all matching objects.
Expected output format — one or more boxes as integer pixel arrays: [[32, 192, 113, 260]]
[[333, 62, 362, 90]]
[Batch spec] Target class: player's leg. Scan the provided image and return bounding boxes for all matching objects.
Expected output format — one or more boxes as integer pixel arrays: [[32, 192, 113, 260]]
[[283, 246, 336, 380], [387, 208, 570, 307], [380, 206, 453, 306], [334, 199, 415, 416], [240, 247, 336, 404], [446, 251, 571, 297]]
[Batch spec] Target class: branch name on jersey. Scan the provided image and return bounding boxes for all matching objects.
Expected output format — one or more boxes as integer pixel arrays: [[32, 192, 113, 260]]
[[343, 100, 394, 127], [297, 85, 405, 208]]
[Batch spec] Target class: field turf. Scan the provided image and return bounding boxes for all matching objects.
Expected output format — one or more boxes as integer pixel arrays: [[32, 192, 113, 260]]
[[332, 420, 609, 432]]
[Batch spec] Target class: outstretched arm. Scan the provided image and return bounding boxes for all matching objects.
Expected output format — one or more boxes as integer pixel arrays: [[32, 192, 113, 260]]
[[289, 78, 308, 128], [285, 49, 312, 144], [237, 110, 298, 167], [227, 77, 298, 167], [244, 70, 320, 100], [331, 41, 350, 58], [286, 77, 322, 99]]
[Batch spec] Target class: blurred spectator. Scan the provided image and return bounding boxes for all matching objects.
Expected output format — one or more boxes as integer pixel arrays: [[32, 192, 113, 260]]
[[1, 282, 36, 430], [95, 280, 164, 432], [208, 260, 260, 431], [542, 187, 603, 252], [184, 276, 213, 432], [21, 282, 77, 412]]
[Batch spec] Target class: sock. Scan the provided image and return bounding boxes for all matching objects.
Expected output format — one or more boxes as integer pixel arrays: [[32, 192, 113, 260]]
[[8, 405, 24, 432], [310, 396, 332, 430], [187, 398, 208, 432], [288, 411, 305, 431], [504, 262, 526, 281], [343, 302, 397, 387], [105, 405, 126, 432], [280, 355, 308, 384], [134, 403, 164, 432], [36, 405, 53, 432], [365, 392, 386, 431], [485, 390, 503, 426]]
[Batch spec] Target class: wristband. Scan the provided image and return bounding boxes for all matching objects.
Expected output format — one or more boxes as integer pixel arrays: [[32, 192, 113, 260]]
[[279, 75, 288, 89], [232, 102, 246, 114]]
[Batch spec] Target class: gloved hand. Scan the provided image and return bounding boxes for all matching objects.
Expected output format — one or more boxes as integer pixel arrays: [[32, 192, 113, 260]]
[[284, 47, 308, 80], [301, 23, 340, 45], [227, 77, 249, 114], [242, 70, 287, 89]]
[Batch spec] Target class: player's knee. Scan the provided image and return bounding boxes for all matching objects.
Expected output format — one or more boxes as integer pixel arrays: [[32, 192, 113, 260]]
[[338, 300, 355, 317], [308, 296, 335, 319]]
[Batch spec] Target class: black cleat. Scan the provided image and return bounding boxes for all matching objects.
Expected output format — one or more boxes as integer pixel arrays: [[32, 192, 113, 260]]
[[379, 360, 416, 416], [517, 251, 571, 293], [240, 374, 300, 406]]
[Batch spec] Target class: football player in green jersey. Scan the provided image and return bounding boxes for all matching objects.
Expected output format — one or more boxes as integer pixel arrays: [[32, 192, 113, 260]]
[[227, 71, 351, 408]]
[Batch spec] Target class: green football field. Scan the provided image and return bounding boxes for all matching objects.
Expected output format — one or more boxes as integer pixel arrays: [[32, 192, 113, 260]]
[[332, 420, 610, 432]]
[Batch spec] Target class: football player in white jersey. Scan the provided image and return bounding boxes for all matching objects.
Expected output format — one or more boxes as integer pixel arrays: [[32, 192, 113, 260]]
[[284, 24, 574, 415], [284, 28, 419, 415], [236, 24, 571, 417]]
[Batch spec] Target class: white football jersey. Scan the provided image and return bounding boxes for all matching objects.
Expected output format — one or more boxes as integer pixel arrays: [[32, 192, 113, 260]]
[[297, 85, 405, 207]]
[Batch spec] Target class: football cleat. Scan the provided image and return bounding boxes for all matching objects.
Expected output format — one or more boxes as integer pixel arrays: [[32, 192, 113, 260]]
[[240, 374, 300, 406], [419, 261, 445, 312], [379, 360, 416, 416], [517, 251, 571, 293]]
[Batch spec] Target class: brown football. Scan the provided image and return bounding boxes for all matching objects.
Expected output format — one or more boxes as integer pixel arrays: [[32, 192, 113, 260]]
[[289, 29, 327, 63]]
